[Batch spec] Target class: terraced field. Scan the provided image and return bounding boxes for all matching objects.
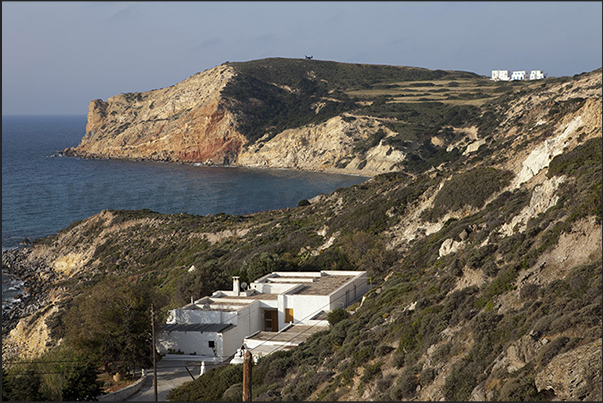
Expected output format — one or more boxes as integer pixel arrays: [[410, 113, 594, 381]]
[[346, 78, 545, 106]]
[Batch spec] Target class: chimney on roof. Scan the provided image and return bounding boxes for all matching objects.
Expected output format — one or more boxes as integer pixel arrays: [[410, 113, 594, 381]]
[[233, 276, 240, 297]]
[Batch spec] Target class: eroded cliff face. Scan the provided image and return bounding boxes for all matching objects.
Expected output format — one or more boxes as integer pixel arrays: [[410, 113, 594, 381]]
[[65, 65, 245, 165], [237, 115, 405, 175]]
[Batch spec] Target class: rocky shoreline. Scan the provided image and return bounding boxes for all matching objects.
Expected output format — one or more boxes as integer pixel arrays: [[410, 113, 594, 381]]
[[2, 247, 58, 336]]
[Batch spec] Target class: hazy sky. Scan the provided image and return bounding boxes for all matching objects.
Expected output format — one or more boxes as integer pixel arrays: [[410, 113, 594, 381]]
[[2, 1, 602, 115]]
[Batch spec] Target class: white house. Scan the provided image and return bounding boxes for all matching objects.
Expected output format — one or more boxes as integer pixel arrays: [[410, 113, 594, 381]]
[[491, 70, 510, 81], [493, 69, 546, 81], [511, 70, 528, 81], [156, 271, 369, 361], [530, 70, 546, 80]]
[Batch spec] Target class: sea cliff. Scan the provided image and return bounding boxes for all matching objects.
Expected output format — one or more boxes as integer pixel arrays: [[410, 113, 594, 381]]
[[63, 65, 245, 165]]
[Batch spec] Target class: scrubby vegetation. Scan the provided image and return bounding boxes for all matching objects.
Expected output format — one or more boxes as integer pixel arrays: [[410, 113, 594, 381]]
[[423, 167, 514, 221], [3, 62, 601, 401]]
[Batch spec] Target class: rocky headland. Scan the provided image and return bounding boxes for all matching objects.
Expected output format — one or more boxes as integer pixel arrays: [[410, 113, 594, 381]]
[[61, 58, 481, 176]]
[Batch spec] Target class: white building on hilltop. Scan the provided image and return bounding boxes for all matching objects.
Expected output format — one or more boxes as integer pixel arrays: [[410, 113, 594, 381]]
[[511, 70, 528, 81], [493, 69, 546, 81], [530, 70, 546, 80], [156, 270, 369, 361], [491, 70, 510, 81]]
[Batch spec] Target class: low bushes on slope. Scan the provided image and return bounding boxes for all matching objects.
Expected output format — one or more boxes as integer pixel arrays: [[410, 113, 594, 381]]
[[423, 167, 514, 222]]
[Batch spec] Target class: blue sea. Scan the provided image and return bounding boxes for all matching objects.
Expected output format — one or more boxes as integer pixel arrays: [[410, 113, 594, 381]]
[[2, 115, 368, 307]]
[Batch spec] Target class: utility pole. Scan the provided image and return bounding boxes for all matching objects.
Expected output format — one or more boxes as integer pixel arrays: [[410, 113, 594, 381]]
[[151, 303, 158, 402], [243, 350, 252, 401]]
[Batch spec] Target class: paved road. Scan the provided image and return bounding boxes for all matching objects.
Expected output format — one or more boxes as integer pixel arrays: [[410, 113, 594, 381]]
[[126, 355, 227, 401]]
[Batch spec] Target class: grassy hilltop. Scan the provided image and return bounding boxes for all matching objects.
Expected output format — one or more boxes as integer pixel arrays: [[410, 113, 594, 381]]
[[222, 57, 482, 145]]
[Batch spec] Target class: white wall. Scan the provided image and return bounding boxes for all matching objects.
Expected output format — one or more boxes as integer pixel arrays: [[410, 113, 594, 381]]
[[168, 308, 238, 325], [325, 271, 369, 310], [279, 294, 337, 327], [221, 301, 265, 357], [492, 70, 510, 81], [156, 330, 223, 356], [511, 71, 527, 80], [277, 294, 331, 327], [222, 326, 245, 358]]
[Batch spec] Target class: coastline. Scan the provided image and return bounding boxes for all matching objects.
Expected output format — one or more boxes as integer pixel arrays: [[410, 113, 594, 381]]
[[2, 246, 56, 336], [60, 150, 376, 179]]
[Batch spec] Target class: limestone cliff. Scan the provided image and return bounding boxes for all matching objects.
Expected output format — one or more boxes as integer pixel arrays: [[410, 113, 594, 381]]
[[237, 115, 405, 175], [64, 65, 245, 165]]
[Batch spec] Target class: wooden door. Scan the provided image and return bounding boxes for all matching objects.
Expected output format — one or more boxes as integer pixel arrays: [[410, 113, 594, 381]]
[[285, 308, 294, 324], [264, 310, 278, 332]]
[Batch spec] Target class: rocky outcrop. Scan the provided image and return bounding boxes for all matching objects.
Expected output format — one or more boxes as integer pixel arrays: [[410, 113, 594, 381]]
[[64, 65, 245, 166], [490, 332, 547, 374], [2, 247, 59, 363], [511, 115, 584, 188], [237, 115, 404, 175], [64, 60, 461, 177], [535, 338, 602, 401], [438, 238, 465, 257], [504, 96, 602, 189], [499, 175, 565, 237]]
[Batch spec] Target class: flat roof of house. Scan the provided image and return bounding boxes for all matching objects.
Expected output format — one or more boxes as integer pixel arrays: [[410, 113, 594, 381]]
[[183, 271, 365, 312], [274, 274, 355, 296], [160, 323, 232, 333], [244, 343, 297, 358], [189, 292, 279, 309], [246, 325, 319, 344]]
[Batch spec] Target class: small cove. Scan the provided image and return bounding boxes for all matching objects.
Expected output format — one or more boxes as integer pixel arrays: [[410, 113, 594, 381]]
[[2, 115, 368, 306], [2, 117, 369, 249]]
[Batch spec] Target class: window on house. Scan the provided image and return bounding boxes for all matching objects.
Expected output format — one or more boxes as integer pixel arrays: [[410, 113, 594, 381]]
[[208, 341, 215, 348]]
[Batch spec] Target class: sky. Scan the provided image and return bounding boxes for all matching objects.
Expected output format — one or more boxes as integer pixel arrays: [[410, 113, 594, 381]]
[[2, 1, 602, 115]]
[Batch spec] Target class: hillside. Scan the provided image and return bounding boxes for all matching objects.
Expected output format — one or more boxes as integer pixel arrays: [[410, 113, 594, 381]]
[[3, 65, 602, 401], [62, 58, 482, 175]]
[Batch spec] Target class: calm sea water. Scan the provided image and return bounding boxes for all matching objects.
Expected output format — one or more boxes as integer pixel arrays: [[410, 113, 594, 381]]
[[2, 115, 368, 306]]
